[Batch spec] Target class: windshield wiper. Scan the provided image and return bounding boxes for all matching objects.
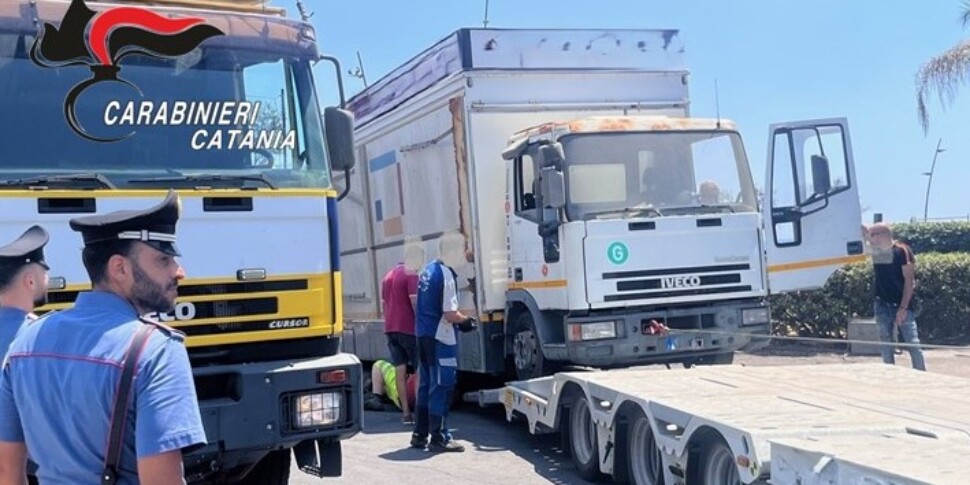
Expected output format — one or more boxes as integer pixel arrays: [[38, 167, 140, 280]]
[[664, 204, 737, 215], [128, 173, 278, 190], [701, 204, 736, 213], [0, 173, 117, 189], [587, 206, 664, 219]]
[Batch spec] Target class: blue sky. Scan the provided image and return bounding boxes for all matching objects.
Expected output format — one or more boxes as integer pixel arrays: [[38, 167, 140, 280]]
[[283, 0, 970, 223]]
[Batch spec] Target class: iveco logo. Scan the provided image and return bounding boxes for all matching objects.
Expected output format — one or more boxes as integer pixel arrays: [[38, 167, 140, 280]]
[[157, 302, 197, 322], [661, 275, 701, 289], [269, 318, 310, 329]]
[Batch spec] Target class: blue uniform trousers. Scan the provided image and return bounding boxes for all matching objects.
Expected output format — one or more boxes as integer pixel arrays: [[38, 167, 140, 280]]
[[413, 335, 457, 444]]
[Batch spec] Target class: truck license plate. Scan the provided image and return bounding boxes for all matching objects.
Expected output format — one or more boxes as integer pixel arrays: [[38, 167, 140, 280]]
[[689, 338, 704, 349]]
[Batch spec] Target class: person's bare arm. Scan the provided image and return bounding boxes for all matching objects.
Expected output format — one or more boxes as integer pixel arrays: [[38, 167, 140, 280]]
[[898, 262, 916, 326], [443, 311, 469, 323], [0, 442, 27, 485], [138, 449, 187, 485]]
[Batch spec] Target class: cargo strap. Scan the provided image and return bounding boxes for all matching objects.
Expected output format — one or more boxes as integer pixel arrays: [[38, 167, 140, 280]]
[[102, 324, 156, 485]]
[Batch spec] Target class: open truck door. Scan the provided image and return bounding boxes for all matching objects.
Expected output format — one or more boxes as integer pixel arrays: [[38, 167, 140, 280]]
[[763, 118, 865, 293]]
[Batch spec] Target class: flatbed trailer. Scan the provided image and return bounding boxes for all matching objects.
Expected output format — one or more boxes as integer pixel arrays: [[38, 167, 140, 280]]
[[481, 363, 970, 484]]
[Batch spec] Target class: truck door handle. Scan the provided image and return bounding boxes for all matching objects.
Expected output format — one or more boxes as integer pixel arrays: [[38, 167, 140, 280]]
[[514, 268, 523, 282]]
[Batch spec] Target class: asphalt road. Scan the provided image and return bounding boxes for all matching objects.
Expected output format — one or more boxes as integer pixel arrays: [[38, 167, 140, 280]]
[[289, 406, 595, 485]]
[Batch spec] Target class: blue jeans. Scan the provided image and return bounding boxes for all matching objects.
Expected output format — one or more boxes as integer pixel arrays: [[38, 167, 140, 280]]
[[413, 337, 457, 444], [874, 300, 926, 371]]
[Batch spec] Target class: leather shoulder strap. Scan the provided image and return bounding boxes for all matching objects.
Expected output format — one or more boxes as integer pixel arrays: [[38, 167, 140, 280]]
[[101, 323, 156, 485]]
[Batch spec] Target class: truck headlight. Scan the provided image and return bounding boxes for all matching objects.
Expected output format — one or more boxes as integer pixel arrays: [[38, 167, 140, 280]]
[[569, 321, 617, 341], [294, 391, 342, 428], [741, 308, 769, 326]]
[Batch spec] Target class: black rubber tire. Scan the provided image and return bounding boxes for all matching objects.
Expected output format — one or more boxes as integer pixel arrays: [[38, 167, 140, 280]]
[[511, 312, 547, 380], [568, 395, 604, 482], [626, 409, 665, 485], [691, 434, 741, 485]]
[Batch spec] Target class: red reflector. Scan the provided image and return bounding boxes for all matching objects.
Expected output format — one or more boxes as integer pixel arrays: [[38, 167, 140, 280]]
[[318, 370, 347, 384]]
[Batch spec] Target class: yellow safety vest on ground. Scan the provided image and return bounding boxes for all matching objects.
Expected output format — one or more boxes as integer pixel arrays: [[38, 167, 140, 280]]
[[375, 360, 400, 407]]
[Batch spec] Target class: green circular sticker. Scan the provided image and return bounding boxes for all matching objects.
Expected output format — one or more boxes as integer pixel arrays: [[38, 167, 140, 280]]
[[607, 242, 629, 265]]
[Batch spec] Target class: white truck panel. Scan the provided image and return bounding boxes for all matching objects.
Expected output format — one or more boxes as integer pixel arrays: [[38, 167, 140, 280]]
[[769, 434, 970, 485], [464, 29, 685, 71], [466, 71, 688, 109]]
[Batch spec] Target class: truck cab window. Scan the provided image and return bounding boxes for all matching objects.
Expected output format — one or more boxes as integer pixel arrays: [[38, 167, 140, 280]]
[[514, 154, 539, 221]]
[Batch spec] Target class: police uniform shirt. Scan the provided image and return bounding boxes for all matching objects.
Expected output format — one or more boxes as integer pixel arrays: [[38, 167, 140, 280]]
[[415, 260, 460, 345], [0, 308, 28, 356], [0, 291, 206, 484]]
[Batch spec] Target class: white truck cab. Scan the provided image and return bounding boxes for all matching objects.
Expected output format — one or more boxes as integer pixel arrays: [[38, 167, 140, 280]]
[[501, 115, 864, 377]]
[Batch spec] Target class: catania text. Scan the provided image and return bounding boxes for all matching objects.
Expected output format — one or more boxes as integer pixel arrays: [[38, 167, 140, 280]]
[[102, 101, 296, 150]]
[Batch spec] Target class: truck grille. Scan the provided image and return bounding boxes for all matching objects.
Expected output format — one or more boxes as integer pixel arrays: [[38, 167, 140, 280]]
[[603, 263, 751, 302], [48, 279, 308, 304], [45, 279, 309, 336]]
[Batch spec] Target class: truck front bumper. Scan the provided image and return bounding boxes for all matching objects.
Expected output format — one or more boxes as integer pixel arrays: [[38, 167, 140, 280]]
[[561, 301, 769, 367], [184, 352, 362, 482]]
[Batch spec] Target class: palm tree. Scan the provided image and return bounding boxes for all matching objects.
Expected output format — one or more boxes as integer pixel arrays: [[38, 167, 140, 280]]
[[916, 3, 970, 132]]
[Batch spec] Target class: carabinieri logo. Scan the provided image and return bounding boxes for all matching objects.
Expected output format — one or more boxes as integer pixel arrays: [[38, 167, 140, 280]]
[[30, 0, 224, 142]]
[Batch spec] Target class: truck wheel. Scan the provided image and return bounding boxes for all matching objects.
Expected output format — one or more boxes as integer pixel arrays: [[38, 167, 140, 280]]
[[694, 435, 741, 485], [512, 312, 547, 380], [682, 352, 734, 368], [240, 450, 291, 485], [627, 410, 664, 485], [568, 395, 603, 481]]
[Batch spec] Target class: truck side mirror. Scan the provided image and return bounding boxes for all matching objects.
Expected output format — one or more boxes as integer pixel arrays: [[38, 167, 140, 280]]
[[538, 143, 564, 170], [539, 168, 566, 209], [325, 107, 356, 172], [810, 154, 831, 196]]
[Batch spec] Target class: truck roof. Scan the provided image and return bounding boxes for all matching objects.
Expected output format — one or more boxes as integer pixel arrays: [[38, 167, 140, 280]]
[[511, 115, 738, 145], [348, 28, 687, 126], [3, 0, 309, 51]]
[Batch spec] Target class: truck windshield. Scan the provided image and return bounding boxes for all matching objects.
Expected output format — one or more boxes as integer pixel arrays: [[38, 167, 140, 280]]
[[0, 32, 331, 189], [560, 131, 758, 220]]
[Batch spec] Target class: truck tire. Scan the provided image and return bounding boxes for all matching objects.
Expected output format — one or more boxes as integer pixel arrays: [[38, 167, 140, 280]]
[[511, 312, 549, 380], [240, 450, 291, 485], [692, 434, 741, 485], [627, 410, 664, 485], [567, 395, 603, 481]]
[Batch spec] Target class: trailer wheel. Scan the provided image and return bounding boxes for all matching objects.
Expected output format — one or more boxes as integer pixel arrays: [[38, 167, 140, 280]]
[[568, 395, 602, 481], [240, 450, 291, 485], [512, 312, 547, 380], [694, 435, 741, 485], [627, 410, 664, 485]]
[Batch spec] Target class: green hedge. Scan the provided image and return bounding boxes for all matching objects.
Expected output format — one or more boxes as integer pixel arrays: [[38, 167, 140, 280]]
[[892, 221, 970, 254], [770, 252, 970, 344]]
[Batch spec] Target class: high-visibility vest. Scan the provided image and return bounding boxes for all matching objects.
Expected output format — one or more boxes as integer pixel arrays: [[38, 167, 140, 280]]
[[375, 360, 400, 407]]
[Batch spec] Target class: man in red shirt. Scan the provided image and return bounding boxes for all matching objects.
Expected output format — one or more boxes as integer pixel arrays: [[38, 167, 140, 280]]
[[381, 244, 424, 424]]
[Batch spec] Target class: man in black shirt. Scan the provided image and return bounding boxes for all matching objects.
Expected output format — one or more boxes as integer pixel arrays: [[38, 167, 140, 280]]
[[863, 223, 926, 371]]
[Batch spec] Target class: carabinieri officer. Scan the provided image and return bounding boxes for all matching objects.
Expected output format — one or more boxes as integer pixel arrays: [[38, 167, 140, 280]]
[[0, 225, 50, 353], [0, 191, 206, 484]]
